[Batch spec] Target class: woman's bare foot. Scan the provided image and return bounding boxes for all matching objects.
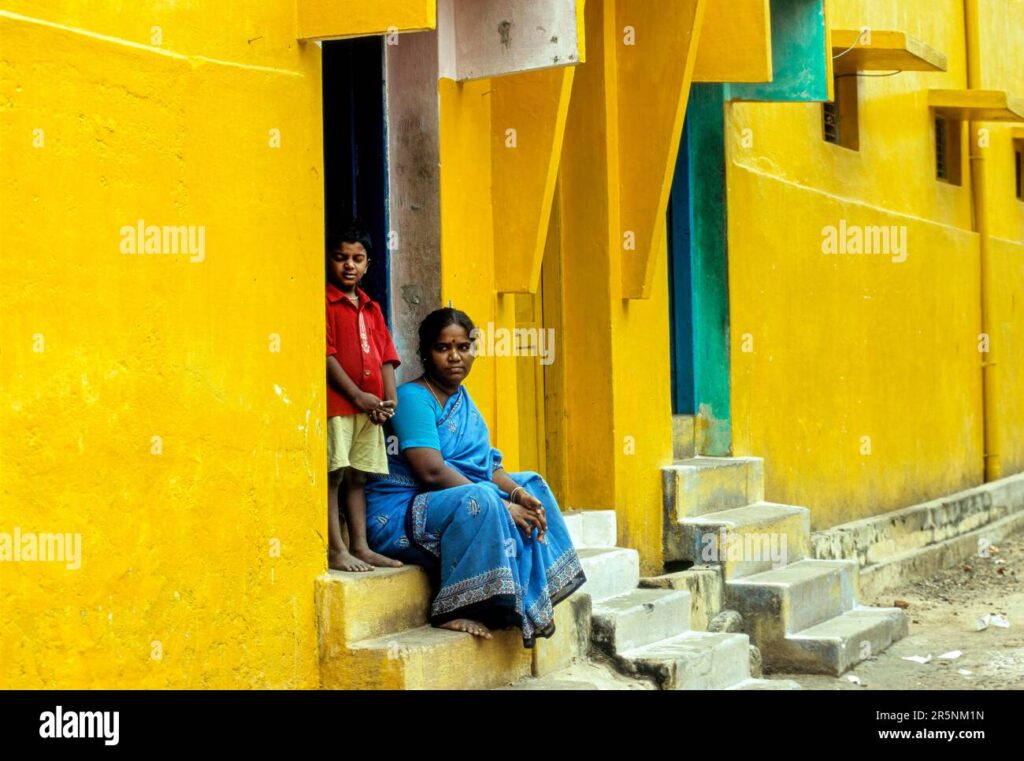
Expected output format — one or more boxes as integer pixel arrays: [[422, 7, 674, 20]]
[[439, 619, 493, 639], [351, 547, 404, 568], [329, 547, 374, 572]]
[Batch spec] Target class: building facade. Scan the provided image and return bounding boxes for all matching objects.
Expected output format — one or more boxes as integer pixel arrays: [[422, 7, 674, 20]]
[[0, 0, 1020, 688]]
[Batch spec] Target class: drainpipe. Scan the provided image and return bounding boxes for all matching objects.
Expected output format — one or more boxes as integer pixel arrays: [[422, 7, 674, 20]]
[[964, 0, 1000, 481]]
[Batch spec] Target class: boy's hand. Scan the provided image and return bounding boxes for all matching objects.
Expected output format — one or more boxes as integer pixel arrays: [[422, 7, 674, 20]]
[[354, 391, 383, 415]]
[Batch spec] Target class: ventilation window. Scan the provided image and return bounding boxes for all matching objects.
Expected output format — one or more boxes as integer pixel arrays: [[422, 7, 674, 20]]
[[822, 75, 860, 151], [935, 116, 962, 185]]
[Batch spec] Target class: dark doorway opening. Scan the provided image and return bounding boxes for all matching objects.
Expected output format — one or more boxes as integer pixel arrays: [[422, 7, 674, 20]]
[[322, 37, 391, 323], [668, 119, 695, 415]]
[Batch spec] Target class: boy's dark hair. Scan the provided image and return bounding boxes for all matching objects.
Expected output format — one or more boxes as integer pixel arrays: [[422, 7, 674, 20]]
[[418, 308, 477, 363], [327, 223, 373, 257]]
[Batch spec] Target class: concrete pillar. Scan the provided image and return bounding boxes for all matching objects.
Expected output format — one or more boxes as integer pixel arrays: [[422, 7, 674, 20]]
[[384, 31, 441, 381]]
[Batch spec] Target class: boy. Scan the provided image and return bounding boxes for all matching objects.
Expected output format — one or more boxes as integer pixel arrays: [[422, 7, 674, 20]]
[[325, 225, 403, 572]]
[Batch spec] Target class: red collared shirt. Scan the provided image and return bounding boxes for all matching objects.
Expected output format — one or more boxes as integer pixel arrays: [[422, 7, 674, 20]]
[[326, 284, 401, 417]]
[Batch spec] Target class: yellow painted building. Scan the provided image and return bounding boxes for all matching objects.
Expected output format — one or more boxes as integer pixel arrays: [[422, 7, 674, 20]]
[[0, 0, 1021, 688], [0, 1, 327, 688], [728, 0, 1024, 527]]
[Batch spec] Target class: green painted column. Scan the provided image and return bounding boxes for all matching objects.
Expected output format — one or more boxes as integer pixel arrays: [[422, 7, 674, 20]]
[[687, 84, 732, 455]]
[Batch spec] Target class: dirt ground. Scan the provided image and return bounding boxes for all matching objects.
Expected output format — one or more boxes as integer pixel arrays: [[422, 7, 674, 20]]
[[773, 530, 1024, 690]]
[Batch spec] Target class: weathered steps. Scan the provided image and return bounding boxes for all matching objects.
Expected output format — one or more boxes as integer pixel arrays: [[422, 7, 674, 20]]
[[673, 501, 811, 579], [766, 607, 909, 676], [614, 631, 752, 690], [563, 509, 617, 548], [726, 559, 859, 643], [316, 565, 430, 645], [591, 588, 691, 654], [662, 457, 765, 563], [724, 559, 908, 675], [577, 511, 774, 691], [577, 547, 640, 602], [317, 567, 532, 690], [663, 456, 765, 519], [505, 509, 798, 690], [318, 510, 620, 690]]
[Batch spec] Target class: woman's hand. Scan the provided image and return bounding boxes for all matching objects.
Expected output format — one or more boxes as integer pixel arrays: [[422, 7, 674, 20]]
[[506, 502, 546, 543], [512, 490, 547, 535], [369, 399, 396, 425]]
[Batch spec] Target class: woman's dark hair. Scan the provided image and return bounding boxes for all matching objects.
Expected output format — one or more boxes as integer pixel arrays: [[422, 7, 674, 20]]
[[326, 223, 372, 257], [418, 308, 476, 364]]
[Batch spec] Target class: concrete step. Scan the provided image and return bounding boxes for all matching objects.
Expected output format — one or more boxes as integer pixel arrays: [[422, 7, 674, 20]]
[[673, 415, 696, 460], [727, 677, 802, 690], [592, 588, 692, 655], [670, 502, 811, 579], [726, 560, 858, 648], [662, 457, 765, 547], [639, 567, 723, 631], [614, 631, 752, 690], [324, 625, 533, 690], [766, 607, 909, 676], [563, 509, 617, 549], [577, 547, 640, 602], [315, 567, 431, 646]]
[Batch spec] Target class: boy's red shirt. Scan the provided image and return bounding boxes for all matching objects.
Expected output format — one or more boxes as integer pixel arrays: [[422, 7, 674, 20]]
[[326, 283, 401, 417]]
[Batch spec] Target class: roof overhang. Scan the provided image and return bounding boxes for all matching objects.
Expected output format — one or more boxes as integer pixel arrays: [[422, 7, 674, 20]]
[[929, 89, 1024, 122], [831, 29, 947, 74]]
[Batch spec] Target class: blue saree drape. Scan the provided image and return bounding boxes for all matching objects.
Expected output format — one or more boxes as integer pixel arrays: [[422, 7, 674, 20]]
[[364, 381, 585, 647]]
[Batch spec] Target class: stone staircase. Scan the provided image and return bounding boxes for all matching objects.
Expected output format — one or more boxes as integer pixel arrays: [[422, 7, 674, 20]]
[[511, 509, 796, 690], [662, 431, 908, 676], [316, 420, 905, 687], [317, 505, 794, 689]]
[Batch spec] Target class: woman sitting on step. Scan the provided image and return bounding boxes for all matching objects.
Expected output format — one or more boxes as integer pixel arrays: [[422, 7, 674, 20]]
[[364, 307, 585, 648]]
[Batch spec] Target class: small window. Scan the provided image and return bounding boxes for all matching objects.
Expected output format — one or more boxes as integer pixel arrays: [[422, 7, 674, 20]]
[[935, 116, 962, 186], [1015, 143, 1023, 201], [822, 75, 859, 151]]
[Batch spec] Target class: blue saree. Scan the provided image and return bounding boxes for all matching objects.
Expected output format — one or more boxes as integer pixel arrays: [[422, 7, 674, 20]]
[[364, 381, 585, 647]]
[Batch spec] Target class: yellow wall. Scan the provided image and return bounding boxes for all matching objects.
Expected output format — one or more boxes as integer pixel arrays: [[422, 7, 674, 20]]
[[726, 0, 1024, 527], [437, 76, 524, 468], [556, 0, 687, 572], [0, 4, 325, 687], [978, 0, 1024, 476]]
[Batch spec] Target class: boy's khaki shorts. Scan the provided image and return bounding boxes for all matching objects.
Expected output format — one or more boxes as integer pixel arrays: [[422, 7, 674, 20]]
[[327, 414, 389, 474]]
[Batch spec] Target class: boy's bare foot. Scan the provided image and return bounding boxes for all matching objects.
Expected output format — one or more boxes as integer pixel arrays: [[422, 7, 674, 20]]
[[351, 547, 404, 568], [329, 547, 374, 572], [439, 619, 492, 639]]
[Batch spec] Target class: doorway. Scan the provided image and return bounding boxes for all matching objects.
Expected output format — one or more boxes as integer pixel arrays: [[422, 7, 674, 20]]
[[667, 84, 732, 456], [668, 120, 696, 416], [322, 37, 391, 322]]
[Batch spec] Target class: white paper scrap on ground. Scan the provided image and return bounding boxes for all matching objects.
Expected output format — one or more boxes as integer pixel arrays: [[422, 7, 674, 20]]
[[957, 669, 973, 676], [902, 654, 932, 664], [975, 613, 1010, 631], [846, 675, 862, 684], [937, 650, 962, 660]]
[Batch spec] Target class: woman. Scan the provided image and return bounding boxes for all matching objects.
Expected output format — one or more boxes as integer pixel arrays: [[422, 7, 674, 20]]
[[364, 308, 585, 647]]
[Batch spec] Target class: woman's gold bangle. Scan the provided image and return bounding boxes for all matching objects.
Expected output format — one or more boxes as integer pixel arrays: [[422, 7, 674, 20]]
[[508, 486, 524, 505]]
